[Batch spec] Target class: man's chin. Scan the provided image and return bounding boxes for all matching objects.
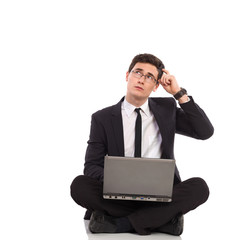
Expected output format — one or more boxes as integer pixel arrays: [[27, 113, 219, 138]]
[[132, 93, 148, 102]]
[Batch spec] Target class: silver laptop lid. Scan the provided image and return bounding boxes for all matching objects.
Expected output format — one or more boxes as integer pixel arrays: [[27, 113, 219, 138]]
[[103, 156, 175, 202]]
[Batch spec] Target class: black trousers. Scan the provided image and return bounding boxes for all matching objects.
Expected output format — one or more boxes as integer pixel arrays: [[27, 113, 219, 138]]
[[70, 175, 209, 235]]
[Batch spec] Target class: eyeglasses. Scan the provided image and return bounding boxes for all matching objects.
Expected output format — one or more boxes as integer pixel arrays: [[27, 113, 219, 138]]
[[131, 70, 158, 84]]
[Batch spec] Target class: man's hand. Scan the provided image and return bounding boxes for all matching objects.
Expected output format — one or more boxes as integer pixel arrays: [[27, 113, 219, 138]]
[[159, 69, 181, 95], [160, 69, 189, 103]]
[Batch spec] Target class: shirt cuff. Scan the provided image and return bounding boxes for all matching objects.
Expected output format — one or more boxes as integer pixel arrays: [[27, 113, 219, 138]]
[[179, 96, 190, 104]]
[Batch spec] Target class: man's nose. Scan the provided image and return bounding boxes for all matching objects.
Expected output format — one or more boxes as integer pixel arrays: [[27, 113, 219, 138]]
[[138, 75, 145, 83]]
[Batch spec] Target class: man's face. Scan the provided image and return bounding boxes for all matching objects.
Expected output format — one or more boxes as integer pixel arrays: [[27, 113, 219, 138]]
[[126, 62, 159, 102]]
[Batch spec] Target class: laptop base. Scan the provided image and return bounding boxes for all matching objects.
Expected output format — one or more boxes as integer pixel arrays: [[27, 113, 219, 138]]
[[103, 194, 172, 202]]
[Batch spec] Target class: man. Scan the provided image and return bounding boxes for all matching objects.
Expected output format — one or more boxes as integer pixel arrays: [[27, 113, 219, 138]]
[[70, 53, 214, 236]]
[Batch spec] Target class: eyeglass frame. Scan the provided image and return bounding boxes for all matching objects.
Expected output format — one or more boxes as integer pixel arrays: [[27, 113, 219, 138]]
[[131, 69, 158, 84]]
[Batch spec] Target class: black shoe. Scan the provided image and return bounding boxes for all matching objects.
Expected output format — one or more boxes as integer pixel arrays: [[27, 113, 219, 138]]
[[156, 214, 184, 236], [88, 211, 118, 233]]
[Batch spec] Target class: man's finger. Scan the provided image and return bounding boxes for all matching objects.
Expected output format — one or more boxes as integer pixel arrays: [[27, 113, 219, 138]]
[[162, 69, 170, 75]]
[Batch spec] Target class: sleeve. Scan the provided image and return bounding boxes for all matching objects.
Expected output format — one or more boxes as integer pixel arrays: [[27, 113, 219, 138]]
[[83, 113, 107, 181], [176, 96, 214, 140]]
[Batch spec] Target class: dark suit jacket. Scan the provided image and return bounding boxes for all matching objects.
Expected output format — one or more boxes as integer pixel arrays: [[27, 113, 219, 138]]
[[84, 96, 214, 184]]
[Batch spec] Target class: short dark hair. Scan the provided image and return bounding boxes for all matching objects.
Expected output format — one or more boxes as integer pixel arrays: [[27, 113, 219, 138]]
[[128, 53, 165, 80]]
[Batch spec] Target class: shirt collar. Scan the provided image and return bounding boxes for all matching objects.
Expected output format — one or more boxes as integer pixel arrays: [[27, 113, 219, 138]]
[[122, 98, 150, 118]]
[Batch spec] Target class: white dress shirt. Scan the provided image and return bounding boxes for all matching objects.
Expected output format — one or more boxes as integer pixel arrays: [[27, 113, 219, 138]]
[[121, 98, 162, 158]]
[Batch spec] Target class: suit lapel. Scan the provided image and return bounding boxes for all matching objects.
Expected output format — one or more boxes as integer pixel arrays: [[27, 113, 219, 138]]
[[111, 98, 125, 156], [149, 98, 165, 133], [149, 98, 168, 154]]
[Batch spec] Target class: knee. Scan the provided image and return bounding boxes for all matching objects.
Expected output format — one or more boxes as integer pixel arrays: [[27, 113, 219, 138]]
[[190, 177, 210, 205], [70, 175, 88, 205], [70, 175, 102, 207]]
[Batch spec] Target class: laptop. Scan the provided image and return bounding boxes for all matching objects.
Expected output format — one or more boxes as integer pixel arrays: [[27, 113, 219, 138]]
[[103, 156, 175, 202]]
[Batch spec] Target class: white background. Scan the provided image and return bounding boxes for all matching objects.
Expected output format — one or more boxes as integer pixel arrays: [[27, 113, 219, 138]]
[[0, 0, 239, 239]]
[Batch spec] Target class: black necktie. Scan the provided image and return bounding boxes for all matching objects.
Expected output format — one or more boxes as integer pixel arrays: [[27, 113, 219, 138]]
[[134, 108, 142, 157]]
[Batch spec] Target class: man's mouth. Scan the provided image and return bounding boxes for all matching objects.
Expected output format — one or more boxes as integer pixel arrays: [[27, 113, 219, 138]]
[[135, 86, 144, 91]]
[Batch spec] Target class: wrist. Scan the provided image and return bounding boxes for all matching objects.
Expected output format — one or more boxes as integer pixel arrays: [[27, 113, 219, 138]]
[[172, 88, 181, 95], [178, 94, 189, 104]]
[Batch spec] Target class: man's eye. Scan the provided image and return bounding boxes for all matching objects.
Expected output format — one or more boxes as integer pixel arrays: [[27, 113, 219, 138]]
[[136, 71, 142, 75], [146, 75, 153, 80]]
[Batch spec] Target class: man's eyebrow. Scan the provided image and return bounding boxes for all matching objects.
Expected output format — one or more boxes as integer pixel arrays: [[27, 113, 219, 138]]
[[134, 68, 144, 72]]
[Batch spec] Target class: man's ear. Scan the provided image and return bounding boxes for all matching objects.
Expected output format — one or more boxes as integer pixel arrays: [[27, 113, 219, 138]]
[[153, 82, 160, 92], [126, 72, 129, 82]]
